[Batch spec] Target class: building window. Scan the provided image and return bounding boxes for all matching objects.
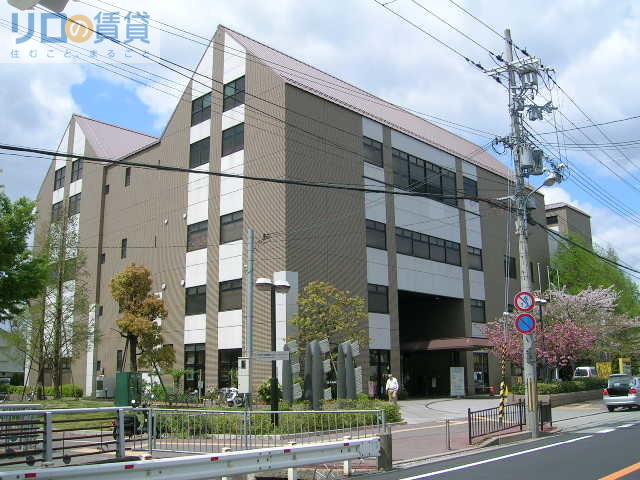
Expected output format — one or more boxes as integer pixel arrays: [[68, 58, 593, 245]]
[[51, 201, 63, 222], [54, 167, 65, 190], [219, 279, 242, 311], [189, 137, 210, 169], [185, 285, 206, 315], [70, 160, 83, 182], [441, 169, 457, 207], [124, 167, 131, 186], [445, 240, 461, 266], [222, 123, 244, 157], [218, 348, 242, 388], [463, 176, 478, 198], [220, 211, 243, 244], [116, 350, 123, 372], [184, 343, 205, 394], [368, 284, 388, 314], [104, 184, 110, 194], [429, 237, 446, 263], [392, 148, 457, 206], [468, 246, 483, 271], [366, 219, 386, 250], [187, 220, 208, 251], [470, 299, 486, 323], [223, 76, 245, 112], [121, 238, 127, 259], [100, 253, 106, 264], [68, 193, 81, 217], [363, 137, 383, 167], [504, 255, 517, 279], [191, 92, 212, 126], [546, 215, 558, 225]]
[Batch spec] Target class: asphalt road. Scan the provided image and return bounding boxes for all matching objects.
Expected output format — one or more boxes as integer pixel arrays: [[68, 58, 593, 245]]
[[369, 418, 640, 479]]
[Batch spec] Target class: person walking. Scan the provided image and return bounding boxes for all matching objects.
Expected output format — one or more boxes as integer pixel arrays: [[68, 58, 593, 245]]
[[385, 373, 399, 405]]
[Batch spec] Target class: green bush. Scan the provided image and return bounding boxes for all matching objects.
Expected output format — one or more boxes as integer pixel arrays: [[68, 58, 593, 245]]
[[7, 384, 83, 397], [510, 378, 606, 395], [257, 379, 282, 404]]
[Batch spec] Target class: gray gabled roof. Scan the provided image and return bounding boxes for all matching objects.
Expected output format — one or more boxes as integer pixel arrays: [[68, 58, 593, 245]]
[[74, 114, 158, 160], [224, 26, 512, 179]]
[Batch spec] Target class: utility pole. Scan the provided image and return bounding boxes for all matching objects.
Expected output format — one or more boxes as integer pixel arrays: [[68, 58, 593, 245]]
[[245, 228, 255, 410], [488, 29, 564, 438], [504, 28, 539, 438]]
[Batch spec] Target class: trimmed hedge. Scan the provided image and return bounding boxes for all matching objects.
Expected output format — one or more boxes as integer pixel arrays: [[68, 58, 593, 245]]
[[510, 378, 606, 395], [7, 384, 83, 397]]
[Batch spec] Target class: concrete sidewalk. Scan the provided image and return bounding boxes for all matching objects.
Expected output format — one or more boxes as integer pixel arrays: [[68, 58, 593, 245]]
[[398, 397, 500, 424]]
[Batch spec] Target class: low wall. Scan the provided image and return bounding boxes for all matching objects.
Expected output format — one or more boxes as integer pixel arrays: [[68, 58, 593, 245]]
[[508, 388, 603, 407]]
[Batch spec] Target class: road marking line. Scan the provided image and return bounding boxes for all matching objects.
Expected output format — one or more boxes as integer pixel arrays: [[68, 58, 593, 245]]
[[399, 435, 593, 479], [599, 461, 640, 480], [394, 422, 466, 433], [596, 428, 616, 434]]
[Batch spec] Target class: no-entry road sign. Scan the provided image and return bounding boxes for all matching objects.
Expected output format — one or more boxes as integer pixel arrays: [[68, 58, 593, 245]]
[[515, 313, 536, 334], [514, 291, 535, 312]]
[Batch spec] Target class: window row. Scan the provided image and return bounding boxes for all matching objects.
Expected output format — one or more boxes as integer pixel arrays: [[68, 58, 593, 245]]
[[392, 148, 457, 207], [363, 137, 383, 167], [186, 211, 244, 252], [54, 167, 65, 190], [70, 160, 82, 183], [185, 279, 242, 315], [396, 227, 461, 266], [51, 195, 81, 221], [223, 76, 245, 112], [470, 299, 486, 323], [191, 92, 212, 126]]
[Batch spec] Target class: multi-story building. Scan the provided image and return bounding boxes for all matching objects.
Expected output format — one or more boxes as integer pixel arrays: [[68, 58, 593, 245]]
[[545, 202, 592, 256], [33, 25, 552, 397]]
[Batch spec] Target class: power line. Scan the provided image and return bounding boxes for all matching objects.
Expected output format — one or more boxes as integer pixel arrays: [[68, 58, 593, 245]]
[[536, 113, 640, 135]]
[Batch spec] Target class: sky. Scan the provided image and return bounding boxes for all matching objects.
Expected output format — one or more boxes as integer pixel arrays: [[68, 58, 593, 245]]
[[1, 0, 640, 274]]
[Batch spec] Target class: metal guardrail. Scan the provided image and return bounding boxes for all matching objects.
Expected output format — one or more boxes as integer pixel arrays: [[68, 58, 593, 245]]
[[0, 406, 149, 468], [6, 437, 381, 480], [0, 407, 385, 469], [467, 400, 552, 443], [152, 408, 387, 453]]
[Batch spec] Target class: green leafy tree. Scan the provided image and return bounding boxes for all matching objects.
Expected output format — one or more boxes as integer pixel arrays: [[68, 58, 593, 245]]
[[552, 234, 640, 316], [110, 264, 175, 373], [290, 281, 369, 360], [0, 193, 47, 321], [8, 210, 92, 399]]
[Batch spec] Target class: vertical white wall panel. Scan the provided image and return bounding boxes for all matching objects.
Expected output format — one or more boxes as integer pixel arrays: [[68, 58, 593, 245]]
[[362, 117, 384, 142], [185, 249, 207, 287], [219, 241, 243, 282], [223, 34, 246, 84]]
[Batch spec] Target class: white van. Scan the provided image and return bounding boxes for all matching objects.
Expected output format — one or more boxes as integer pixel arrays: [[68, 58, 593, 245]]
[[573, 366, 597, 379]]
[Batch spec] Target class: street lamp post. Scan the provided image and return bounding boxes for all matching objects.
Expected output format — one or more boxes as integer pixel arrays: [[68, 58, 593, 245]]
[[535, 297, 549, 382], [256, 277, 290, 425]]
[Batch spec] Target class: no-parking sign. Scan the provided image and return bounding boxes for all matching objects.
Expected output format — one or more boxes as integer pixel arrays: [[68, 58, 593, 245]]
[[514, 291, 535, 312], [515, 313, 536, 334]]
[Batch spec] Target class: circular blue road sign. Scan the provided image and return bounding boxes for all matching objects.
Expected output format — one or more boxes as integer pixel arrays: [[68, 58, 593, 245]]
[[515, 313, 536, 334]]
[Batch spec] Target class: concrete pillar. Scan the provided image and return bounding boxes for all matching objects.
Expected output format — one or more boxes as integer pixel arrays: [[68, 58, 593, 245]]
[[377, 432, 392, 471]]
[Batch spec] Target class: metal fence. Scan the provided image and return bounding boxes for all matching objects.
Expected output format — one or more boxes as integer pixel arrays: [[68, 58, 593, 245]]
[[0, 407, 385, 468], [0, 406, 150, 469], [467, 400, 552, 443], [152, 409, 387, 454]]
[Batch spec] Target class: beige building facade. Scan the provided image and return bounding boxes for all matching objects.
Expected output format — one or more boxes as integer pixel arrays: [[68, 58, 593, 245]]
[[33, 26, 553, 397]]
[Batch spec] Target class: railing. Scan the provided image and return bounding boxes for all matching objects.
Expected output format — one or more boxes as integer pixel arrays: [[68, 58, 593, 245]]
[[468, 400, 524, 443], [467, 400, 553, 443], [8, 437, 382, 480], [0, 407, 385, 469], [152, 408, 387, 454], [0, 406, 150, 468]]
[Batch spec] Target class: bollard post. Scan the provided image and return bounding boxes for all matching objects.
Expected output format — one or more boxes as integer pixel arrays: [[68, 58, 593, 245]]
[[116, 409, 125, 458], [43, 412, 53, 465], [147, 408, 154, 456], [287, 442, 297, 480], [445, 419, 451, 451], [343, 436, 352, 476], [377, 432, 392, 471]]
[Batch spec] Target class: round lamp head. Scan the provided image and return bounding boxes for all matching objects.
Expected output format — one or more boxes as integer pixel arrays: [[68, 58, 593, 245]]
[[273, 279, 291, 293], [255, 277, 273, 291]]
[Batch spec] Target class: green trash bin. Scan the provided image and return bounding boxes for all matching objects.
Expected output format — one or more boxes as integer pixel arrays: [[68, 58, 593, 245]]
[[115, 372, 142, 406]]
